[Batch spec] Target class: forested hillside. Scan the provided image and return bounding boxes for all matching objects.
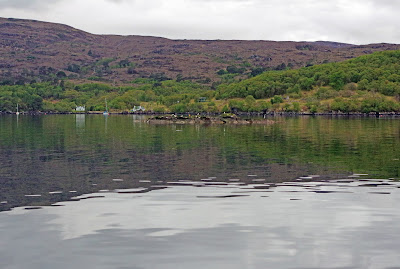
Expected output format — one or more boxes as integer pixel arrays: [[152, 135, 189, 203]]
[[1, 49, 400, 114], [216, 50, 400, 113]]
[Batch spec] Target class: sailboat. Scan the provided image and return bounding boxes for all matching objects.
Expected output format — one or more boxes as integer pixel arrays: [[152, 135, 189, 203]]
[[16, 103, 20, 115], [103, 98, 109, 116]]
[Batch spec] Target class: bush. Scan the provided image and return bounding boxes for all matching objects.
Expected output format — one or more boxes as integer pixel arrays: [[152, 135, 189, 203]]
[[271, 95, 283, 104], [258, 101, 271, 112], [153, 106, 166, 113], [170, 103, 187, 113], [310, 105, 318, 113], [221, 105, 230, 113], [228, 99, 246, 112], [315, 87, 338, 100]]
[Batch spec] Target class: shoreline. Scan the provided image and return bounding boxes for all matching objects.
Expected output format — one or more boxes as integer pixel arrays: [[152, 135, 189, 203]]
[[2, 111, 400, 117]]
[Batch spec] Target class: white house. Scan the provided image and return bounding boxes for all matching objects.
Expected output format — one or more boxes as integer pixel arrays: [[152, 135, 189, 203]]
[[131, 106, 145, 112], [76, 106, 85, 112]]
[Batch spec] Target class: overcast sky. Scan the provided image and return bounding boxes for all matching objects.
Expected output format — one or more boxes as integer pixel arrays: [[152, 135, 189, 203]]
[[0, 0, 399, 44]]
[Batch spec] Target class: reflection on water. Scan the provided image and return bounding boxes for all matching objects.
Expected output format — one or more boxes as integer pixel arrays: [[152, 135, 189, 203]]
[[0, 115, 369, 211], [0, 115, 400, 268], [1, 178, 400, 269], [75, 114, 85, 128]]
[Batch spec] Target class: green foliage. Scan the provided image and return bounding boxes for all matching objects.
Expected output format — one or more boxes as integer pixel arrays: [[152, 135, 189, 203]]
[[331, 98, 361, 113], [250, 67, 266, 77], [149, 73, 170, 82], [176, 74, 183, 82], [53, 100, 76, 112], [315, 87, 339, 100], [310, 105, 318, 114], [245, 95, 256, 106], [329, 71, 346, 90], [271, 95, 284, 104], [2, 50, 400, 113], [275, 63, 287, 71], [96, 58, 115, 68], [153, 106, 166, 113], [221, 105, 230, 113], [216, 50, 400, 101], [226, 65, 246, 74], [258, 101, 272, 111], [170, 103, 187, 113], [56, 71, 67, 78], [67, 64, 81, 73], [228, 99, 246, 112], [292, 102, 301, 112], [131, 78, 156, 84], [217, 69, 228, 75], [360, 95, 399, 113], [186, 103, 205, 112]]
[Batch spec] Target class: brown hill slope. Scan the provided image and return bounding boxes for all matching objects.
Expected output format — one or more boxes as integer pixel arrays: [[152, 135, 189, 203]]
[[1, 17, 400, 85]]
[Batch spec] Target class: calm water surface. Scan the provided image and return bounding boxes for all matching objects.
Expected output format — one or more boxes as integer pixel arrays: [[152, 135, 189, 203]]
[[0, 115, 400, 269]]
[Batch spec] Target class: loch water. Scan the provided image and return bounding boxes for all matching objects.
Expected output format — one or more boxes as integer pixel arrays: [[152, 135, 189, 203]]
[[0, 115, 400, 269]]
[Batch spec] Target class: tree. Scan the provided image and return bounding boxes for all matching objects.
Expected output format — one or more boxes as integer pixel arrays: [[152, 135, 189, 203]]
[[275, 63, 287, 70], [56, 71, 67, 78], [330, 71, 346, 90], [118, 59, 130, 68], [226, 65, 245, 74], [176, 74, 183, 82], [217, 69, 227, 75], [245, 95, 256, 107], [67, 64, 81, 73], [271, 95, 283, 104], [221, 105, 230, 113], [250, 67, 265, 77]]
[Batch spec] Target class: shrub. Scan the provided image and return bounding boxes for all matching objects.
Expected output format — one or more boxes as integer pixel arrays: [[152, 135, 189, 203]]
[[271, 95, 283, 104]]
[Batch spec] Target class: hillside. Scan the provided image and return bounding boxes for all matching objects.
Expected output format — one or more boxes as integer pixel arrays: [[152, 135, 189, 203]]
[[216, 50, 400, 113], [1, 50, 400, 113], [1, 17, 400, 86]]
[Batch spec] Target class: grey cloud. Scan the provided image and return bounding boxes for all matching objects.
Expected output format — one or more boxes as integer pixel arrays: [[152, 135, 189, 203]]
[[0, 0, 62, 10], [370, 0, 400, 8], [0, 0, 399, 44], [214, 0, 251, 1], [105, 0, 126, 3]]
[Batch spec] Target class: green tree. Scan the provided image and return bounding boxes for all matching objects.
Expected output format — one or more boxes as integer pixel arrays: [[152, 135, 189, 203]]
[[330, 71, 346, 90]]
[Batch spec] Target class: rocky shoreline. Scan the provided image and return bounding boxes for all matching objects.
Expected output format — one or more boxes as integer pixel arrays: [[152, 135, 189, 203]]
[[145, 115, 275, 125], [1, 111, 400, 117]]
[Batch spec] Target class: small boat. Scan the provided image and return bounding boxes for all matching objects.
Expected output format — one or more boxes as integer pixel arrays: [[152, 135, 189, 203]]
[[103, 98, 109, 116], [16, 103, 20, 115]]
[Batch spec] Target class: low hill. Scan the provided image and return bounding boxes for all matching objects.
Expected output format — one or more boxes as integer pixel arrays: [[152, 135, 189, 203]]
[[217, 50, 400, 98], [1, 17, 400, 86], [216, 50, 400, 113]]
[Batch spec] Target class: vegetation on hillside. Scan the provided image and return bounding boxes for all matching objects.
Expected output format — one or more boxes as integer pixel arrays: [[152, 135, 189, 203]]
[[0, 80, 216, 113], [216, 50, 400, 113], [1, 50, 400, 113], [2, 18, 400, 87]]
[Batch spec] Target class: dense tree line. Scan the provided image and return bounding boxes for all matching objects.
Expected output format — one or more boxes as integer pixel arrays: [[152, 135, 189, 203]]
[[0, 80, 217, 113], [216, 50, 400, 100], [1, 50, 400, 113]]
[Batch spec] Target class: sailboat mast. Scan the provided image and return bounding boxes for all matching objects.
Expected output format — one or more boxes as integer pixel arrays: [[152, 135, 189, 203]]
[[103, 98, 109, 115]]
